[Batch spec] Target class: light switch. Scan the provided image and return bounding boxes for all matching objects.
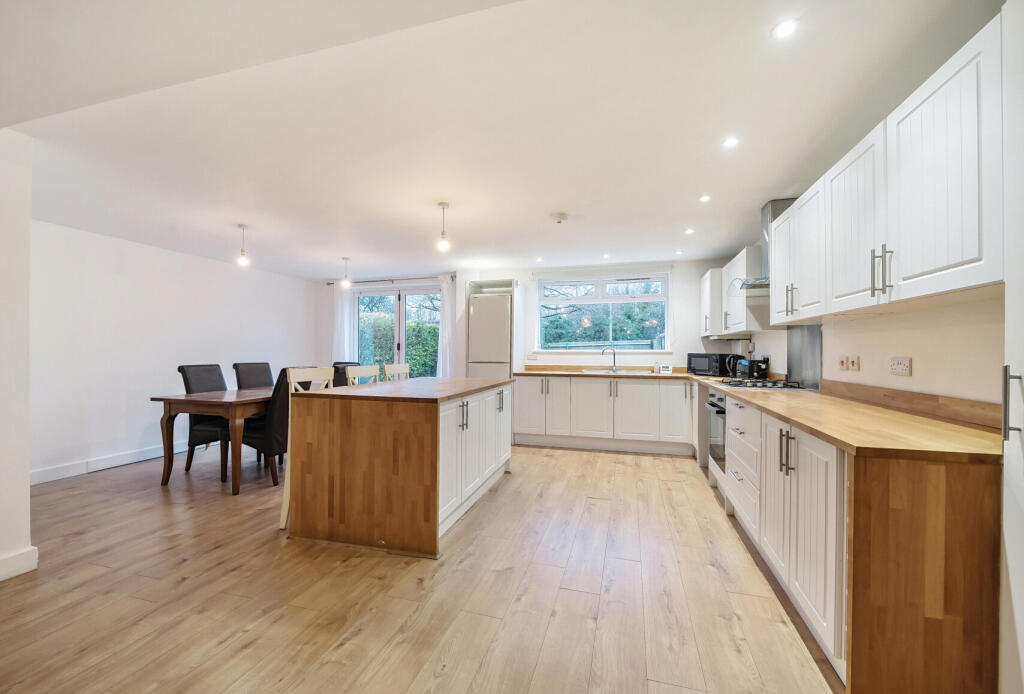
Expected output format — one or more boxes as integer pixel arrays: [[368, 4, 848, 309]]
[[889, 356, 912, 377]]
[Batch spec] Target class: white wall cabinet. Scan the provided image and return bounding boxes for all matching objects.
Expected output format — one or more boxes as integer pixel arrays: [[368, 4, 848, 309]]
[[826, 122, 887, 313], [887, 15, 1003, 302], [700, 268, 724, 336], [570, 377, 615, 438], [770, 16, 1003, 323], [720, 245, 769, 335]]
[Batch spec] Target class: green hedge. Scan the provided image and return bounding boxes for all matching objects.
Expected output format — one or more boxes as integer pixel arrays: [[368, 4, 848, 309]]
[[357, 313, 438, 379]]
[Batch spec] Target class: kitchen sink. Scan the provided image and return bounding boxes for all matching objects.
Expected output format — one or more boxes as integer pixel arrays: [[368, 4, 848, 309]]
[[580, 369, 619, 374], [579, 369, 655, 375]]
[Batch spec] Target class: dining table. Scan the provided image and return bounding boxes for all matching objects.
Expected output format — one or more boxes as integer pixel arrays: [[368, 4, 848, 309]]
[[151, 387, 274, 495]]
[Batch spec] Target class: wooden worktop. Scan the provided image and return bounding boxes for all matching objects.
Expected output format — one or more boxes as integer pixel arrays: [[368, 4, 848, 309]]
[[690, 375, 1002, 462], [512, 369, 689, 380], [294, 376, 513, 403]]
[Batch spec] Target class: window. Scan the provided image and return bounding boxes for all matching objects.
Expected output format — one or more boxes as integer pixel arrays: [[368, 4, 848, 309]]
[[538, 275, 668, 351], [356, 288, 441, 379]]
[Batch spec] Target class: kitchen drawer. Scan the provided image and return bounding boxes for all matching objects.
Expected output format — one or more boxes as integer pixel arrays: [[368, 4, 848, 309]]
[[726, 459, 759, 543], [726, 396, 761, 449], [726, 429, 760, 490]]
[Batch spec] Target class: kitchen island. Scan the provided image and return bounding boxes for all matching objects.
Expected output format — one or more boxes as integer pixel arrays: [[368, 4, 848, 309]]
[[288, 377, 513, 558]]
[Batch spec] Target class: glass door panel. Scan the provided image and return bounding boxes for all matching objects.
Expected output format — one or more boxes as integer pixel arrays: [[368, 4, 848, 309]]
[[403, 292, 441, 377], [356, 293, 397, 381]]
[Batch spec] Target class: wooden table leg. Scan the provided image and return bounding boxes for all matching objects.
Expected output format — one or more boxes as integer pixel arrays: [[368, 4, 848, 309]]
[[160, 404, 177, 486], [229, 408, 244, 495]]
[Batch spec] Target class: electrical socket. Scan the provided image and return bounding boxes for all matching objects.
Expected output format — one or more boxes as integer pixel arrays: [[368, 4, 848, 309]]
[[838, 355, 849, 371], [848, 355, 860, 371], [889, 356, 912, 377]]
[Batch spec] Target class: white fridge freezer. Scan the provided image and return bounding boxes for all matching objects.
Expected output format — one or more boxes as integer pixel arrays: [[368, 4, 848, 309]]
[[467, 293, 511, 377]]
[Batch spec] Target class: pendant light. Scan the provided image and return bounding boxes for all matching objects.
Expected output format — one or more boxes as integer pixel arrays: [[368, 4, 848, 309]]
[[340, 257, 352, 288], [436, 202, 451, 252], [236, 223, 250, 266]]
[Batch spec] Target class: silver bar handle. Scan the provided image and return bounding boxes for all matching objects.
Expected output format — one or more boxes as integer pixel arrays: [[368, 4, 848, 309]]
[[732, 401, 744, 409], [1004, 365, 1022, 441], [723, 310, 729, 329], [731, 427, 745, 436], [880, 243, 894, 295], [731, 469, 743, 483], [784, 431, 795, 475], [615, 381, 619, 397]]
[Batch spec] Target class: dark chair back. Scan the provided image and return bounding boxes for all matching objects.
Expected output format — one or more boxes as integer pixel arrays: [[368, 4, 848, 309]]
[[177, 364, 227, 393], [332, 361, 360, 387], [261, 368, 294, 456], [233, 362, 274, 389]]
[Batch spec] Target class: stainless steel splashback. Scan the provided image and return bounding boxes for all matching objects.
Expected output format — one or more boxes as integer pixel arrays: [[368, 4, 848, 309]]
[[787, 324, 822, 390]]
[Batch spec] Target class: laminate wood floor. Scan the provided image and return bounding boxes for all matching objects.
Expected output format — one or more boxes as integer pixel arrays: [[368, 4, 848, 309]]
[[2, 445, 843, 693]]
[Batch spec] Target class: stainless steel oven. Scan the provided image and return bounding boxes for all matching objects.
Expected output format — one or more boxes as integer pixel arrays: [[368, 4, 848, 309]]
[[704, 388, 726, 475]]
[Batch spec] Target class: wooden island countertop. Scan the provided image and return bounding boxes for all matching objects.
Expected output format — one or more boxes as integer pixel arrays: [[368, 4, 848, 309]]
[[294, 376, 514, 403]]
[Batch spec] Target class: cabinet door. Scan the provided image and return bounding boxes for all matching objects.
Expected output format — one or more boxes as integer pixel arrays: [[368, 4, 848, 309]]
[[461, 397, 484, 499], [513, 376, 546, 434], [438, 403, 462, 521], [759, 414, 791, 584], [826, 122, 887, 313], [887, 16, 1002, 301], [792, 178, 828, 318], [700, 271, 712, 336], [482, 390, 499, 477], [788, 429, 841, 654], [770, 210, 793, 325], [544, 377, 572, 435], [658, 380, 691, 443], [570, 378, 614, 438], [690, 381, 700, 447], [497, 386, 512, 464], [614, 379, 661, 441], [721, 254, 743, 332]]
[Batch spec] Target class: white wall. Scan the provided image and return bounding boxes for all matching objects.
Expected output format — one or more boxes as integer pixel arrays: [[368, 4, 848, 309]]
[[1002, 0, 1024, 689], [29, 221, 323, 484], [0, 130, 37, 581], [477, 259, 734, 370], [819, 290, 1003, 402]]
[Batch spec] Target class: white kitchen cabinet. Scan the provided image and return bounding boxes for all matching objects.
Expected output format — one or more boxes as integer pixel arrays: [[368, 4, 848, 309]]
[[700, 268, 723, 336], [545, 377, 572, 435], [570, 377, 614, 438], [613, 378, 661, 441], [461, 397, 484, 499], [689, 381, 700, 447], [826, 122, 887, 313], [788, 428, 842, 655], [770, 209, 793, 325], [887, 15, 1003, 302], [513, 376, 546, 435], [496, 384, 512, 466], [482, 389, 499, 477], [720, 245, 769, 335], [438, 401, 461, 521], [791, 178, 828, 319], [759, 413, 792, 582], [658, 380, 691, 443]]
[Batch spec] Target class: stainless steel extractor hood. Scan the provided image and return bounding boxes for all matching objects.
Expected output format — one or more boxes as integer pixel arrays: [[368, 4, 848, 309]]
[[740, 198, 796, 289]]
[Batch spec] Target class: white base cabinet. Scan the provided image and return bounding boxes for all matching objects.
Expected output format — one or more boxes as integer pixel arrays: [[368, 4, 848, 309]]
[[440, 384, 514, 530], [514, 375, 694, 452]]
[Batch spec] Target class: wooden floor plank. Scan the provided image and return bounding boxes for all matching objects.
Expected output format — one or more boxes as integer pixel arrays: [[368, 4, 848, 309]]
[[561, 498, 611, 594], [528, 588, 600, 694], [590, 557, 647, 694]]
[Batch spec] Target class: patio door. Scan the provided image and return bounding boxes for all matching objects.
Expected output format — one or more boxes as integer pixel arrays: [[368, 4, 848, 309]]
[[356, 287, 441, 379]]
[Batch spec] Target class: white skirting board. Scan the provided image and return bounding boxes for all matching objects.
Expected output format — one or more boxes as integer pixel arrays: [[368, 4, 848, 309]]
[[514, 434, 694, 456], [0, 545, 38, 582], [30, 439, 194, 485]]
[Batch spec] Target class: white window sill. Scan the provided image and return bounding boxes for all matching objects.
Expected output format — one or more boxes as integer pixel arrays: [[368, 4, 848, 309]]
[[530, 350, 673, 356]]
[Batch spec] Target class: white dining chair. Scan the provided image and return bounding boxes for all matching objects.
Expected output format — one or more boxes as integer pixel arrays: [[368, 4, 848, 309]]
[[384, 363, 411, 381], [346, 365, 380, 385], [279, 366, 335, 530]]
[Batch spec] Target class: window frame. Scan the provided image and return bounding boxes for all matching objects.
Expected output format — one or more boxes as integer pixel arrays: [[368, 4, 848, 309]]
[[536, 273, 671, 353], [354, 283, 442, 375]]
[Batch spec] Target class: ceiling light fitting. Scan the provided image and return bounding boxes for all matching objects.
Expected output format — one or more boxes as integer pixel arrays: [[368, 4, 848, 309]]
[[551, 212, 568, 224], [772, 19, 798, 39], [699, 195, 711, 203], [236, 223, 249, 266], [437, 202, 451, 252], [341, 257, 352, 288], [722, 136, 739, 149]]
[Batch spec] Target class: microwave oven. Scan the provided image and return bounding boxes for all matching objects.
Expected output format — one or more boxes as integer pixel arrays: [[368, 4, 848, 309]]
[[687, 353, 741, 376]]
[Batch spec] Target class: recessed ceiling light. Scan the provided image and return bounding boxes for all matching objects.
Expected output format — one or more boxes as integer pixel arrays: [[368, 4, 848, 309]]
[[675, 250, 683, 255], [772, 19, 798, 40], [722, 136, 739, 149], [685, 228, 695, 235], [536, 256, 543, 262], [603, 253, 610, 259], [699, 195, 711, 203]]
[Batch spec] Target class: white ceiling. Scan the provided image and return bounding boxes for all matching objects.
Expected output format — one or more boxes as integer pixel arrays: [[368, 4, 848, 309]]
[[0, 0, 520, 127], [14, 0, 1002, 280]]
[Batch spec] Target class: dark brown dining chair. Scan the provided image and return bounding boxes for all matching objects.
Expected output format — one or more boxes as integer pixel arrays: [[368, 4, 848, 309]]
[[332, 361, 359, 387], [240, 367, 299, 488], [177, 364, 230, 475], [232, 362, 274, 389]]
